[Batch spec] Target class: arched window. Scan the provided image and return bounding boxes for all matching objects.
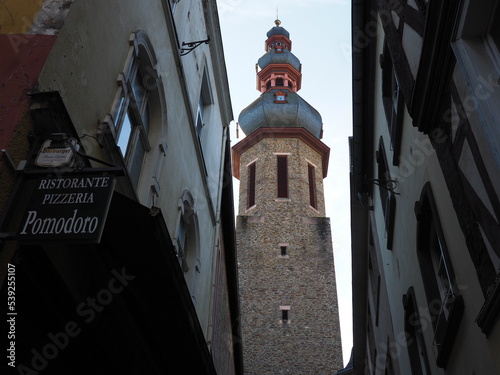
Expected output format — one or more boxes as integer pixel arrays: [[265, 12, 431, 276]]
[[176, 191, 200, 304], [275, 77, 284, 87], [113, 31, 165, 192]]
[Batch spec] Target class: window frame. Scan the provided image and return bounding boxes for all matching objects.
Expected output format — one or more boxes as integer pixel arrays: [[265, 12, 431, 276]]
[[247, 161, 256, 209], [111, 32, 168, 194], [279, 305, 291, 324], [114, 61, 153, 189], [403, 287, 432, 375], [277, 155, 289, 199], [380, 40, 404, 166], [376, 137, 397, 250], [414, 182, 464, 368], [175, 191, 200, 304], [196, 68, 213, 141], [308, 163, 317, 209]]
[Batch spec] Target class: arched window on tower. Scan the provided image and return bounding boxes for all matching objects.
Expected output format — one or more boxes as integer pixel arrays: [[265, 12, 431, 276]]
[[275, 77, 284, 87]]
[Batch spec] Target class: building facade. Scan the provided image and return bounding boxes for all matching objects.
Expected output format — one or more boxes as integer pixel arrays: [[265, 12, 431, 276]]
[[347, 0, 500, 374], [0, 1, 242, 374], [233, 21, 343, 374]]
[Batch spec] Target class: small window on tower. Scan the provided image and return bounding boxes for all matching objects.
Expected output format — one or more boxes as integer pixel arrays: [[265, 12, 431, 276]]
[[274, 90, 287, 104], [282, 310, 288, 321], [280, 245, 287, 256], [279, 243, 289, 258], [279, 305, 291, 323]]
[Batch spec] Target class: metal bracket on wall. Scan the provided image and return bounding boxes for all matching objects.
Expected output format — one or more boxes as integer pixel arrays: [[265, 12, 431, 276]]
[[180, 36, 210, 56]]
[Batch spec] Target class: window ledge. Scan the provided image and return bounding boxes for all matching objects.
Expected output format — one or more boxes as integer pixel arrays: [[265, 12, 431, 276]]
[[309, 205, 320, 214], [245, 204, 257, 213], [476, 272, 500, 335]]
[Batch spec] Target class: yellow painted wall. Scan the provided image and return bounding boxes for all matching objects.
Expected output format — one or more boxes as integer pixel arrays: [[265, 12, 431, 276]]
[[0, 0, 44, 33]]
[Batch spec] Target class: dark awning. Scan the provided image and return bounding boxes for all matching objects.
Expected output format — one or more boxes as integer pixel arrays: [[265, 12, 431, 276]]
[[4, 192, 217, 374]]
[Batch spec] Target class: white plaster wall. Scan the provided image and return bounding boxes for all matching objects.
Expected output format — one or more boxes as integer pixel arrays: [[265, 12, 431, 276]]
[[36, 0, 229, 339], [401, 25, 422, 79]]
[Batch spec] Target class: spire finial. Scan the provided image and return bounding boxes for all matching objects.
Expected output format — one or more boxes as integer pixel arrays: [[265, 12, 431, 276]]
[[275, 18, 281, 27]]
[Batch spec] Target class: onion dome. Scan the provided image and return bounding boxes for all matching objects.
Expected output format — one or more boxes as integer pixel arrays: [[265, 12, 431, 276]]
[[258, 48, 301, 72], [238, 89, 322, 139], [266, 19, 290, 39]]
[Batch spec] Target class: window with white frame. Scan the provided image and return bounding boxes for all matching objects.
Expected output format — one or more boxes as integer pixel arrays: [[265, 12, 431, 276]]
[[196, 68, 213, 146], [115, 66, 151, 189], [112, 31, 166, 191]]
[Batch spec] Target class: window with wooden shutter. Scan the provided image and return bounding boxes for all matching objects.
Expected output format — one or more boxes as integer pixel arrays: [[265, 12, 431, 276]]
[[277, 155, 288, 198]]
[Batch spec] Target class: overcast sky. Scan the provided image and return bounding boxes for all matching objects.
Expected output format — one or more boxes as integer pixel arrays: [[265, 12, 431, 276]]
[[218, 0, 353, 365]]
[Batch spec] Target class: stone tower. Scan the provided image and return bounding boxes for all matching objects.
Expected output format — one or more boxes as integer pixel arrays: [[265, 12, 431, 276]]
[[233, 20, 343, 374]]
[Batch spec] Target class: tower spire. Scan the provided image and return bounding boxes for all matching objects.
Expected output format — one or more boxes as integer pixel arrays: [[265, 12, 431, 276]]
[[237, 23, 323, 139]]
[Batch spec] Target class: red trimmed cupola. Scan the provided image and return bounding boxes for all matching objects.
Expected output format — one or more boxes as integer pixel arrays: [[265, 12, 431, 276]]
[[238, 20, 322, 139], [256, 19, 302, 93]]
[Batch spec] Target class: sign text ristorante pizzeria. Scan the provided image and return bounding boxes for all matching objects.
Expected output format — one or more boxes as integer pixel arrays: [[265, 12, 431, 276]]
[[18, 175, 115, 243]]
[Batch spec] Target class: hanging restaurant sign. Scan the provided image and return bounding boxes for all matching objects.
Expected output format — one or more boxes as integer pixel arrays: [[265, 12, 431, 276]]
[[17, 174, 115, 243]]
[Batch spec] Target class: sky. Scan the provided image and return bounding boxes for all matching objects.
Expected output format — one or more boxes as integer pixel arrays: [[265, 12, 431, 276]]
[[217, 0, 353, 366]]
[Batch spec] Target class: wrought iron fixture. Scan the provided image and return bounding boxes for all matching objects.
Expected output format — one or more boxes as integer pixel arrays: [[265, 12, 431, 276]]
[[368, 178, 400, 194], [180, 36, 210, 56]]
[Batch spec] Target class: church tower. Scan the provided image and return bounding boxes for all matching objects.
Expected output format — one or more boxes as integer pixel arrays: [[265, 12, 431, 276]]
[[233, 21, 343, 374]]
